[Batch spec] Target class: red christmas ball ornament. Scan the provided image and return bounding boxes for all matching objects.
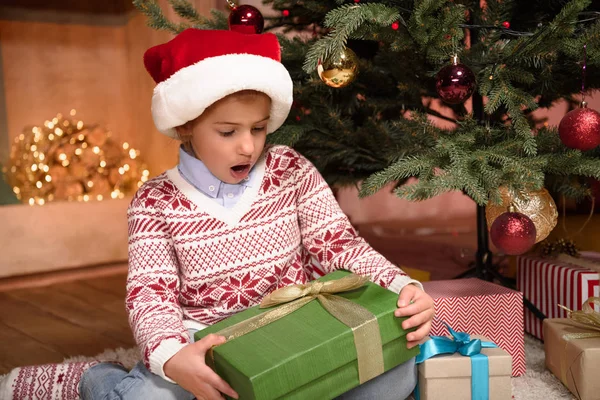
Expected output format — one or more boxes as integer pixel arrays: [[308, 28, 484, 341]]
[[502, 21, 510, 29], [435, 56, 476, 104], [228, 4, 264, 34], [354, 0, 361, 3], [558, 103, 600, 151], [391, 21, 400, 30], [490, 208, 537, 255], [282, 9, 290, 17]]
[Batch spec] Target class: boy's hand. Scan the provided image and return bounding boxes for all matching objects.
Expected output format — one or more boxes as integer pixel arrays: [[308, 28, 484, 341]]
[[394, 284, 435, 349], [163, 334, 238, 400]]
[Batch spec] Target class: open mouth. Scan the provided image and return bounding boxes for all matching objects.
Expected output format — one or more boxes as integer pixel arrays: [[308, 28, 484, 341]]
[[231, 164, 250, 173], [230, 163, 252, 179]]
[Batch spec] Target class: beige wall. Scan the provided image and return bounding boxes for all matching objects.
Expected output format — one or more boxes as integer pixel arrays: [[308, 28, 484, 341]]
[[0, 0, 220, 277], [0, 0, 222, 175]]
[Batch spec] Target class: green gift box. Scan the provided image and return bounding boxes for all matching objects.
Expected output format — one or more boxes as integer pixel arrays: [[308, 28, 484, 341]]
[[195, 270, 420, 399]]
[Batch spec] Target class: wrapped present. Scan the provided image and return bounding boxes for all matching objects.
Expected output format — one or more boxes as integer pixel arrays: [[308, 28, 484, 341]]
[[517, 251, 600, 340], [195, 270, 419, 400], [543, 298, 600, 400], [422, 278, 525, 376], [415, 326, 512, 400]]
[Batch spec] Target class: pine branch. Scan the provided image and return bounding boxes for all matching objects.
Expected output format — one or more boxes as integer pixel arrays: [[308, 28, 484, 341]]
[[168, 0, 202, 22], [132, 0, 187, 33], [303, 4, 400, 73], [359, 156, 433, 197], [208, 9, 229, 30], [408, 0, 466, 62], [267, 124, 308, 147]]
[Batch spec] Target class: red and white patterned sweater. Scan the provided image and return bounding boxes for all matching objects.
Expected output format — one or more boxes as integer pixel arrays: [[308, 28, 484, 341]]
[[126, 145, 420, 380]]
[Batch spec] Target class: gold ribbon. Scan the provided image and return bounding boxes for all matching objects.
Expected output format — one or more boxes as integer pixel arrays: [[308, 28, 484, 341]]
[[557, 297, 600, 394], [211, 274, 385, 384]]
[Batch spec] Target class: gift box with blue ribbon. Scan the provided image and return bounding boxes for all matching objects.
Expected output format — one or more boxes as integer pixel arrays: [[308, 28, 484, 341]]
[[414, 324, 512, 400]]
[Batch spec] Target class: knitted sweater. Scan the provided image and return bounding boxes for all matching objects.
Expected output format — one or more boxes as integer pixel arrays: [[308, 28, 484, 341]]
[[126, 145, 421, 380]]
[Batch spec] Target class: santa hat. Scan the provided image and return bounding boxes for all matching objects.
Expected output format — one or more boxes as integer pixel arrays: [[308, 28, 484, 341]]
[[144, 29, 293, 138]]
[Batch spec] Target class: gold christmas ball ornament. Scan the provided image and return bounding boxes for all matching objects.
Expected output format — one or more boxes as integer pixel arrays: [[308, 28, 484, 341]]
[[68, 162, 89, 180], [317, 47, 359, 88], [108, 168, 122, 186], [79, 146, 102, 168], [103, 141, 124, 166], [486, 187, 558, 243], [4, 111, 151, 205], [87, 174, 111, 196], [54, 181, 84, 200], [86, 127, 109, 147]]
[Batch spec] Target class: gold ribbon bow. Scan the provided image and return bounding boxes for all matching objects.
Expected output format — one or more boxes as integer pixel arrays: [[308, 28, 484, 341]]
[[212, 274, 385, 384], [557, 297, 600, 391]]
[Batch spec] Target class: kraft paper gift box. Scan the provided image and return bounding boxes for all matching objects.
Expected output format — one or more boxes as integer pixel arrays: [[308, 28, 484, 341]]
[[544, 317, 600, 400], [195, 270, 419, 400], [422, 278, 525, 376], [517, 252, 600, 340], [415, 334, 512, 400]]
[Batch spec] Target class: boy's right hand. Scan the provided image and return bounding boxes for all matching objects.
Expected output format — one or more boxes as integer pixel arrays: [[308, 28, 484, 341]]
[[163, 334, 239, 400]]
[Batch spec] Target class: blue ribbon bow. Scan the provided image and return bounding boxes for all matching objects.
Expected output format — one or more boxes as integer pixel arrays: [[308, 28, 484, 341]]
[[414, 323, 497, 400]]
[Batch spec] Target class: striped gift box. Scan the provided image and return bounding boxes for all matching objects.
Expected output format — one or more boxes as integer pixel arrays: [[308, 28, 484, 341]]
[[516, 252, 600, 341], [422, 278, 525, 376]]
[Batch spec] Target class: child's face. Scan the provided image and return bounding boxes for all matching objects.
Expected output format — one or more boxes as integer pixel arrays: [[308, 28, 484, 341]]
[[181, 93, 271, 184]]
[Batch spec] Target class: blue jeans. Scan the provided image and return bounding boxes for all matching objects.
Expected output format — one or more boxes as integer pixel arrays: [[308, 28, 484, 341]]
[[79, 361, 194, 400], [79, 357, 416, 400]]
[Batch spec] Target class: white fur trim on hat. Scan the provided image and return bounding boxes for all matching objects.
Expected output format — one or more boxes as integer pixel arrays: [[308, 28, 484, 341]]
[[151, 53, 293, 138]]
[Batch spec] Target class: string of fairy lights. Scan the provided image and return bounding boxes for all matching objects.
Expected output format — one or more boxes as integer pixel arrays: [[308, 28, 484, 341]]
[[3, 110, 149, 205]]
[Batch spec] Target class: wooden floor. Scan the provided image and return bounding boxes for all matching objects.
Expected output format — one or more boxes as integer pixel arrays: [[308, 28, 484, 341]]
[[0, 219, 478, 375], [0, 272, 134, 374]]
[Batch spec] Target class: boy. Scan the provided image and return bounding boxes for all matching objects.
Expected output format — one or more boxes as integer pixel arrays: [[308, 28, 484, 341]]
[[2, 29, 434, 400]]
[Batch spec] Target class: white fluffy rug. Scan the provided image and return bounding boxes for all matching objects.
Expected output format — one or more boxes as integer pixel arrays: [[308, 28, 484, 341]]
[[511, 335, 574, 400], [0, 334, 575, 399]]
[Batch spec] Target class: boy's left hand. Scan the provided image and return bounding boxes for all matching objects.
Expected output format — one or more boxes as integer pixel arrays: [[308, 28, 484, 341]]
[[394, 284, 435, 349]]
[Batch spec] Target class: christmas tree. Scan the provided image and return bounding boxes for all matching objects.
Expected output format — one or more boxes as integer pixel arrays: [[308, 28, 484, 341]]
[[134, 0, 600, 264]]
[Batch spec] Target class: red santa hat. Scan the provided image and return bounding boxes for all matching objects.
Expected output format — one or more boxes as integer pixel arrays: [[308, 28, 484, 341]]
[[144, 29, 293, 137]]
